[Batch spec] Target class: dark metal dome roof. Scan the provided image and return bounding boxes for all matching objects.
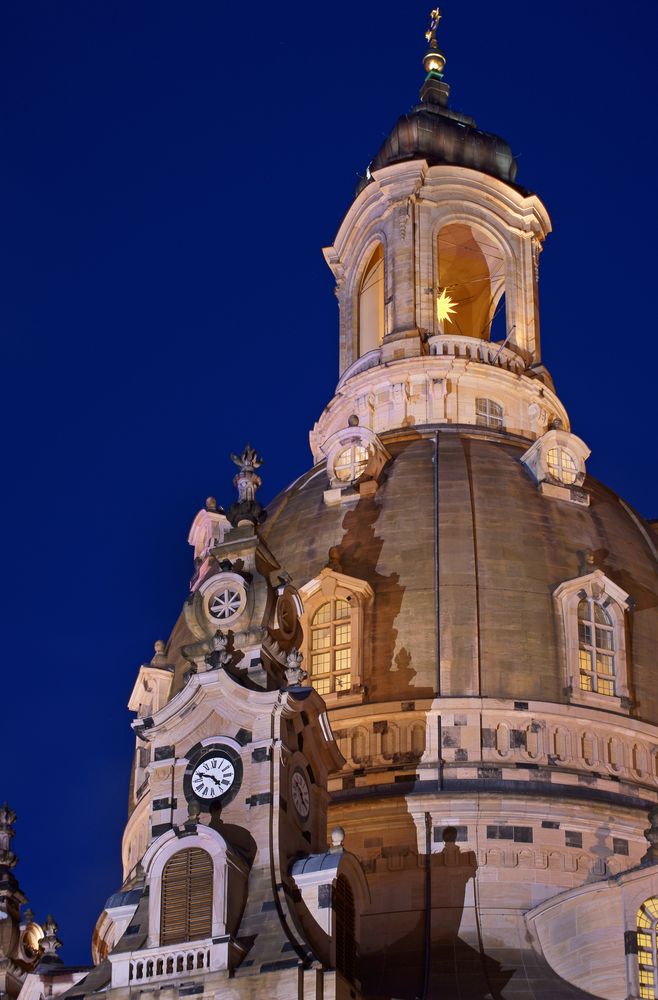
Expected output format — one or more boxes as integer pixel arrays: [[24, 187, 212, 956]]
[[361, 59, 518, 189], [368, 103, 518, 185]]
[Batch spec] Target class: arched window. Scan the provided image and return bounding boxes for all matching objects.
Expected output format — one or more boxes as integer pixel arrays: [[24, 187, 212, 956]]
[[358, 244, 384, 356], [578, 598, 616, 696], [300, 569, 374, 706], [437, 223, 506, 339], [475, 398, 503, 431], [160, 848, 213, 946], [553, 570, 631, 712], [637, 898, 658, 998], [335, 875, 356, 983], [310, 599, 351, 696]]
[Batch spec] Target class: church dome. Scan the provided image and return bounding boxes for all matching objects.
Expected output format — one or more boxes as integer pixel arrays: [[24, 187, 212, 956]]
[[262, 427, 658, 721], [102, 17, 658, 1000]]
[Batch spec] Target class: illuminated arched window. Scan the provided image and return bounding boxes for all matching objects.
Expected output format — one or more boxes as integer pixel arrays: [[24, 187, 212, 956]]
[[475, 398, 503, 430], [437, 223, 506, 339], [554, 570, 631, 711], [335, 875, 356, 983], [310, 599, 351, 696], [547, 447, 578, 485], [578, 598, 615, 697], [637, 898, 658, 998], [358, 244, 384, 355], [160, 848, 213, 946]]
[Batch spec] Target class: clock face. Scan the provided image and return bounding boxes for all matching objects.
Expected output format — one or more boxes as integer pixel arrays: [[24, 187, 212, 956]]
[[191, 754, 236, 801], [291, 769, 311, 819]]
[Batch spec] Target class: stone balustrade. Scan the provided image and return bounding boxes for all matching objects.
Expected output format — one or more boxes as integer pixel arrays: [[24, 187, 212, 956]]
[[109, 937, 228, 987], [426, 333, 526, 372], [311, 341, 566, 459]]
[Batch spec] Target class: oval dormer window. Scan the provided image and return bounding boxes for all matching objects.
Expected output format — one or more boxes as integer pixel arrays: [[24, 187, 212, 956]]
[[547, 447, 578, 485], [334, 444, 368, 483]]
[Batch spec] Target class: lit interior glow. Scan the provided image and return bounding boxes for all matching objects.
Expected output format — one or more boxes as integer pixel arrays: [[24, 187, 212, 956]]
[[637, 898, 658, 998], [547, 447, 578, 485], [436, 286, 458, 324], [310, 599, 352, 695], [437, 223, 505, 339], [334, 444, 368, 482], [358, 243, 385, 355], [578, 598, 615, 697]]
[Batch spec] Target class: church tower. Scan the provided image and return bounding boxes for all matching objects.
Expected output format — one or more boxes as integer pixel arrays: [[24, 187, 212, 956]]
[[10, 11, 658, 1000]]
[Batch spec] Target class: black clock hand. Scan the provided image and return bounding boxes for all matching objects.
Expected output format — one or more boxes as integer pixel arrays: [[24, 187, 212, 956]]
[[199, 771, 222, 786]]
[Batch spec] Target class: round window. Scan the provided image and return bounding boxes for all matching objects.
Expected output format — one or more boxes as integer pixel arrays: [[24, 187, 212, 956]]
[[334, 444, 368, 482], [547, 447, 578, 485], [208, 587, 242, 621], [200, 573, 248, 627]]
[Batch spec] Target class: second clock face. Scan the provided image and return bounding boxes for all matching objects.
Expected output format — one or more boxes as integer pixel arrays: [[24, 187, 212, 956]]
[[191, 754, 236, 800], [291, 769, 311, 819]]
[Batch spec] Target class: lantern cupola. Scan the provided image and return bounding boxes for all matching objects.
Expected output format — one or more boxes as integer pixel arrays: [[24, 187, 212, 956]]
[[315, 10, 558, 463]]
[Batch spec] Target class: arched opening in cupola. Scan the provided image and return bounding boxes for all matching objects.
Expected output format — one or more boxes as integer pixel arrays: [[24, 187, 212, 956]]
[[358, 243, 385, 355], [436, 223, 507, 341]]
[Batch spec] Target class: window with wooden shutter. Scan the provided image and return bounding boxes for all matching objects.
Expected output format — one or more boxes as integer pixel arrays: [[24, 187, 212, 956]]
[[160, 848, 213, 946], [335, 875, 356, 983]]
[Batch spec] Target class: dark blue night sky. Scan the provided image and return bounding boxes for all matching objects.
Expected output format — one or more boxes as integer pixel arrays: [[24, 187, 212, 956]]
[[2, 0, 657, 966]]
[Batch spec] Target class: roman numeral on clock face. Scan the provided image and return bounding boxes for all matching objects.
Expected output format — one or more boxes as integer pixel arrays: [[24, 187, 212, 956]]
[[191, 753, 237, 800]]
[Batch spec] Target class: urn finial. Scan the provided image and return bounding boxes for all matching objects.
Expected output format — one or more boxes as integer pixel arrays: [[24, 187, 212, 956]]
[[284, 648, 307, 687], [39, 915, 63, 965]]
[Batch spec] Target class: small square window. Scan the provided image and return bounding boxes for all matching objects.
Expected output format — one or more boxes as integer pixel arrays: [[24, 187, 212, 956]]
[[475, 397, 503, 431], [513, 826, 533, 843], [486, 825, 514, 840], [433, 825, 468, 843], [565, 830, 583, 848], [613, 837, 629, 856]]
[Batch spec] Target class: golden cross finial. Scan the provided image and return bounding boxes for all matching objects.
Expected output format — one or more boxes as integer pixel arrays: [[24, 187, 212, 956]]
[[425, 8, 442, 48]]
